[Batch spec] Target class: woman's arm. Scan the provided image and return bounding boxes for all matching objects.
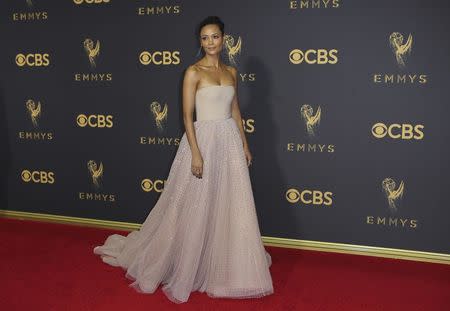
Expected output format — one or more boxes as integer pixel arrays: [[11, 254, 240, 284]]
[[183, 65, 205, 177], [182, 65, 202, 156]]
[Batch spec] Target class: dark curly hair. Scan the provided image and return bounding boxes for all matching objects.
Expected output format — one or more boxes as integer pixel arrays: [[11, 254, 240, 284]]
[[196, 16, 225, 37]]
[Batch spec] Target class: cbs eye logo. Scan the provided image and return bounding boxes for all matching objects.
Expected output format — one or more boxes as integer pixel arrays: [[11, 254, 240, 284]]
[[21, 170, 55, 184], [289, 49, 338, 65], [73, 0, 110, 3], [15, 53, 50, 67], [371, 123, 424, 140], [285, 188, 333, 206], [139, 51, 181, 65], [141, 179, 165, 192], [77, 114, 113, 128]]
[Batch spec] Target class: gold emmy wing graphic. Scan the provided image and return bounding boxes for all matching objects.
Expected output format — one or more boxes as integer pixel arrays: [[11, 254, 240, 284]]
[[223, 34, 242, 66], [83, 38, 100, 68], [26, 0, 33, 7], [26, 99, 41, 128], [87, 160, 103, 188], [382, 177, 405, 213], [389, 32, 412, 68], [150, 101, 168, 131], [300, 104, 321, 137]]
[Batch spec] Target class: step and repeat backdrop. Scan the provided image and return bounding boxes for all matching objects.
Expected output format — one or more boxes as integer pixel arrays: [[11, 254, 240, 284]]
[[1, 0, 449, 254]]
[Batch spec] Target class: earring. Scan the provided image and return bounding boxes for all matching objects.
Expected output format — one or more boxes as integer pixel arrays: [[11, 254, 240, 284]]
[[196, 46, 203, 57]]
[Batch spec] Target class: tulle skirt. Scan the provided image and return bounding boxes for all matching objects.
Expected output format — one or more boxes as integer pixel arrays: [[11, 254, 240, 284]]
[[93, 117, 274, 303]]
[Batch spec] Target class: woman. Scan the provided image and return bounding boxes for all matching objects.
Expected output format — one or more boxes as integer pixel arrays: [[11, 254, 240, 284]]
[[93, 16, 274, 304]]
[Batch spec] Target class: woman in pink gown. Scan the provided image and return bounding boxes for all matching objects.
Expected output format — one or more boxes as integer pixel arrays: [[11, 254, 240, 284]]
[[93, 16, 274, 304]]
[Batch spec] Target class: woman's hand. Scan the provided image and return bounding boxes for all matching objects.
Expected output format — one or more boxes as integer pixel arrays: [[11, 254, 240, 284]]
[[244, 146, 253, 167], [191, 152, 203, 178]]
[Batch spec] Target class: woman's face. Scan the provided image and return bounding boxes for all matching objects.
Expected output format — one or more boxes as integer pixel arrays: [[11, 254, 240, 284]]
[[199, 24, 223, 56]]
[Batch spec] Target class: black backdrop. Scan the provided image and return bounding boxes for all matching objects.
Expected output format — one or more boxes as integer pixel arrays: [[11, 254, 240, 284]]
[[1, 0, 449, 254]]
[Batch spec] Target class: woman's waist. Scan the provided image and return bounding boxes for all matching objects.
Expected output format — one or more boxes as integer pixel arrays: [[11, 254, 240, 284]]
[[194, 115, 233, 123], [194, 108, 232, 121]]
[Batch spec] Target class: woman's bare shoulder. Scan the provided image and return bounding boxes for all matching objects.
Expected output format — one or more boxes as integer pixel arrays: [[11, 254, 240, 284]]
[[187, 63, 201, 72], [224, 65, 237, 84], [184, 63, 201, 81], [225, 64, 237, 75], [225, 64, 236, 71]]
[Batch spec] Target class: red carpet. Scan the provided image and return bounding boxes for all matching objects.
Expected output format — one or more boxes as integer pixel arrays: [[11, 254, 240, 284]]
[[1, 217, 449, 311]]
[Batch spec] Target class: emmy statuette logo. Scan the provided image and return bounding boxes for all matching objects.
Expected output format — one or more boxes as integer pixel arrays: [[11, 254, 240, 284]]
[[19, 99, 53, 141], [87, 160, 103, 189], [389, 32, 412, 68], [372, 32, 427, 85], [83, 38, 100, 69], [203, 32, 255, 82], [150, 101, 168, 131], [78, 160, 116, 202], [300, 104, 321, 137], [287, 103, 334, 153], [223, 34, 242, 66], [221, 34, 256, 84], [74, 37, 112, 82], [139, 99, 180, 146], [26, 99, 41, 127], [382, 178, 404, 213], [366, 178, 417, 229]]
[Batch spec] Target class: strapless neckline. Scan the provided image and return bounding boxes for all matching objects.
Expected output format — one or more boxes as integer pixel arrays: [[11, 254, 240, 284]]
[[196, 85, 234, 94], [194, 84, 234, 121]]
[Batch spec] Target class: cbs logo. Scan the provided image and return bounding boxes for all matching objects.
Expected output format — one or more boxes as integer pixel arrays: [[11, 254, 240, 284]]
[[139, 51, 181, 65], [289, 49, 338, 64], [16, 53, 50, 67], [21, 170, 55, 184], [141, 179, 165, 192], [372, 123, 424, 140], [242, 118, 255, 133], [286, 188, 333, 206], [73, 0, 110, 4], [77, 114, 113, 128]]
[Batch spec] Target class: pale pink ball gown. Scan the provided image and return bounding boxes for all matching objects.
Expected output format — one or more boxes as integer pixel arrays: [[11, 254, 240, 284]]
[[93, 84, 274, 303]]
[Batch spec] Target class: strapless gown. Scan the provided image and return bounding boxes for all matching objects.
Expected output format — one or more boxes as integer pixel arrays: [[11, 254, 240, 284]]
[[93, 84, 274, 303]]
